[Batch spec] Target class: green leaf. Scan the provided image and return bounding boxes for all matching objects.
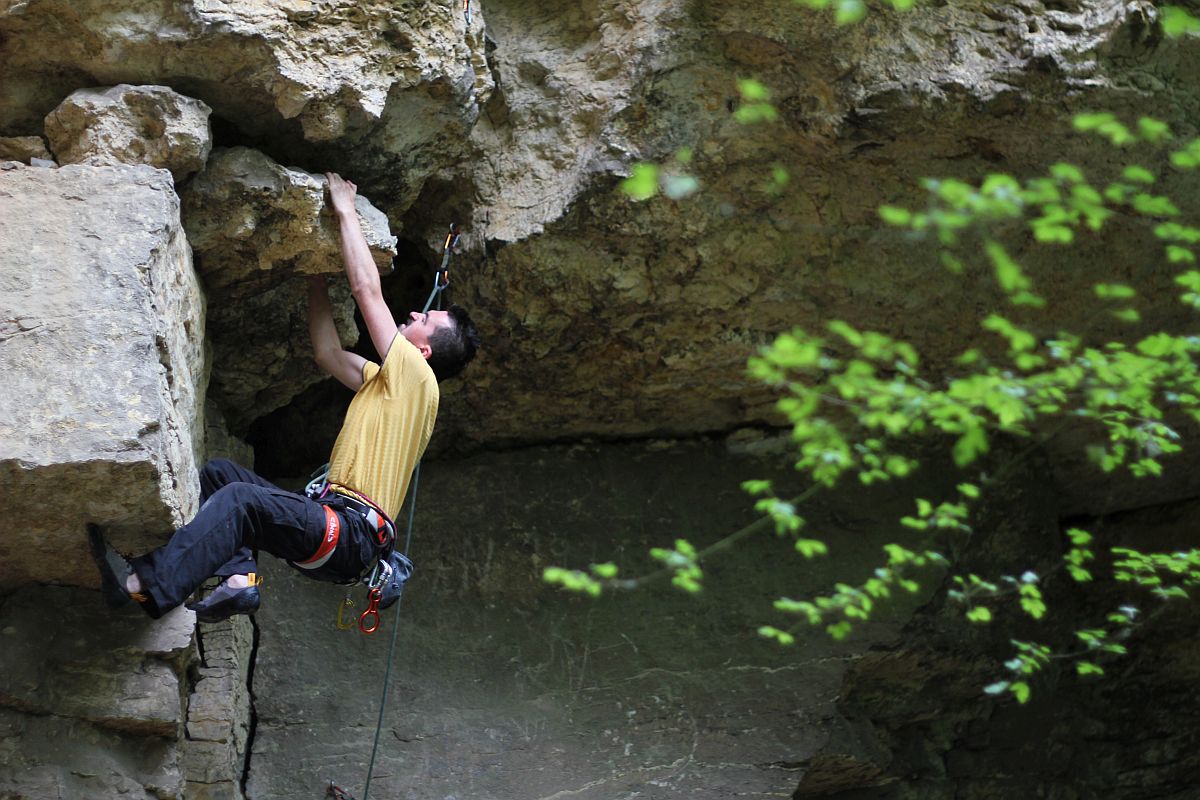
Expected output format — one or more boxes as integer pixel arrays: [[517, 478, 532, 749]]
[[879, 205, 912, 226], [621, 163, 660, 201], [966, 606, 993, 623], [985, 240, 1031, 294], [758, 625, 796, 645], [1122, 165, 1156, 184], [1050, 162, 1084, 183], [827, 620, 852, 640], [742, 479, 774, 495], [795, 538, 829, 558], [953, 425, 989, 467], [737, 79, 771, 102], [1066, 528, 1092, 546], [835, 0, 867, 25], [590, 562, 619, 579], [1137, 118, 1173, 143], [734, 103, 779, 124], [1094, 283, 1136, 300], [1073, 112, 1117, 132], [1161, 6, 1200, 37], [1010, 681, 1031, 704], [1077, 661, 1105, 676]]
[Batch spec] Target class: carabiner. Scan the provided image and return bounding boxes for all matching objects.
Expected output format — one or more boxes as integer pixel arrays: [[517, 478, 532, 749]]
[[336, 595, 357, 630], [359, 587, 383, 634]]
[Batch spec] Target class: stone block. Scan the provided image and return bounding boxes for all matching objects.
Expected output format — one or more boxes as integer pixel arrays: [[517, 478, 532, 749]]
[[0, 585, 194, 799], [45, 84, 213, 181], [182, 146, 396, 290], [0, 135, 52, 164], [0, 163, 206, 591], [181, 146, 392, 431]]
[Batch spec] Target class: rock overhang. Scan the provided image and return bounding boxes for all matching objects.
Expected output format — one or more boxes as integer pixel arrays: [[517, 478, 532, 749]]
[[3, 0, 1200, 470]]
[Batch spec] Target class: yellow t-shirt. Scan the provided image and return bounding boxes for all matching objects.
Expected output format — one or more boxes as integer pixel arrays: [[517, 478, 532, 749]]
[[326, 334, 439, 520]]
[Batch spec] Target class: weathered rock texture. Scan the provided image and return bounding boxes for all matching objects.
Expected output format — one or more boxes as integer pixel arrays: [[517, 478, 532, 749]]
[[0, 0, 491, 210], [182, 147, 396, 292], [184, 617, 255, 800], [181, 146, 394, 428], [795, 460, 1200, 799], [0, 163, 206, 591], [0, 586, 196, 798], [422, 0, 1200, 457], [45, 84, 213, 180], [0, 135, 51, 164], [2, 1, 1200, 799]]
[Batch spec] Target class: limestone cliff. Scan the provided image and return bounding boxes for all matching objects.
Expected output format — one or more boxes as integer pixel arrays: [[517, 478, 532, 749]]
[[2, 0, 1199, 798]]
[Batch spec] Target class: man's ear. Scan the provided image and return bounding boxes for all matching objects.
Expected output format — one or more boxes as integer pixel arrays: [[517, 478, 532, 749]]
[[418, 343, 433, 360]]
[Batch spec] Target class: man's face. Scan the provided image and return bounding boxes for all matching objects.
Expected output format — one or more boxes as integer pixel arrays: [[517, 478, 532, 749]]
[[399, 310, 453, 354]]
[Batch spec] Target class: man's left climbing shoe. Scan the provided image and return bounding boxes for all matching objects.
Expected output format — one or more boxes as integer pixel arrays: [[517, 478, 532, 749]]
[[86, 523, 140, 609], [187, 576, 261, 623]]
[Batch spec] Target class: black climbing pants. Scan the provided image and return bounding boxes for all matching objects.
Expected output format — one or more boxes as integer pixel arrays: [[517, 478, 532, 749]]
[[129, 458, 380, 618]]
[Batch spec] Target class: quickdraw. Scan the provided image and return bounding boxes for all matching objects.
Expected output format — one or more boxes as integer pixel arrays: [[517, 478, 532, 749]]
[[423, 223, 459, 312]]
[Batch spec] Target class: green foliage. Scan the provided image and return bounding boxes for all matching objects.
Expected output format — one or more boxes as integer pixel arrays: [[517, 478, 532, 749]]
[[558, 5, 1200, 707], [620, 148, 701, 202], [734, 79, 780, 124], [792, 0, 916, 25], [1161, 6, 1200, 36]]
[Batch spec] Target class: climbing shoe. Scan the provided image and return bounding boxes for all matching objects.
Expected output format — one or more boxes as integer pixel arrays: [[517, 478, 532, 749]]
[[86, 523, 142, 609], [187, 575, 261, 623]]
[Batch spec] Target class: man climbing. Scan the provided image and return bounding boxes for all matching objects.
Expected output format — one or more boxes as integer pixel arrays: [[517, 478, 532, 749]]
[[88, 173, 479, 622]]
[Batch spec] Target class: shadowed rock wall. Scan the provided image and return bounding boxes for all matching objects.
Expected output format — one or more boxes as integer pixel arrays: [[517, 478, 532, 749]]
[[247, 440, 947, 799], [2, 0, 1200, 798]]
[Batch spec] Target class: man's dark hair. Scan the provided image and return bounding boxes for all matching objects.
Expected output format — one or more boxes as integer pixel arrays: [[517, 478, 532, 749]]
[[427, 304, 480, 382]]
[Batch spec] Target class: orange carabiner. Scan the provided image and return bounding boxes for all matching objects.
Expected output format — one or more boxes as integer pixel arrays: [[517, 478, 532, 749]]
[[359, 587, 383, 634]]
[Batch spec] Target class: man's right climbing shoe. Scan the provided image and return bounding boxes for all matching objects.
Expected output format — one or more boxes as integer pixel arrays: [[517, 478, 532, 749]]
[[187, 577, 261, 623], [86, 523, 139, 609]]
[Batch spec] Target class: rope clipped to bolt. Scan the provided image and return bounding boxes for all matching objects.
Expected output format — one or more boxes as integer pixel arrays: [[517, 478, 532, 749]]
[[422, 223, 459, 314]]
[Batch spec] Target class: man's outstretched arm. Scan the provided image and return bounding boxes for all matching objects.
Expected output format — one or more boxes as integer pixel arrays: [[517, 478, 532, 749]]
[[325, 172, 399, 362], [308, 276, 367, 391]]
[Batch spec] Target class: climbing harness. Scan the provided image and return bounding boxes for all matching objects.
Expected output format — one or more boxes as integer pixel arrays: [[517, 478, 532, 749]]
[[300, 472, 404, 632], [293, 505, 341, 570], [323, 224, 461, 800]]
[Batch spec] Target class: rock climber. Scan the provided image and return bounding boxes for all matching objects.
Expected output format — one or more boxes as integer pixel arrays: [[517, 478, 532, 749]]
[[88, 172, 480, 622]]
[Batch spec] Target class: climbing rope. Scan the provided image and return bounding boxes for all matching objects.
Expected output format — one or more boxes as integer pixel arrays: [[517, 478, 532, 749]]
[[326, 224, 461, 800]]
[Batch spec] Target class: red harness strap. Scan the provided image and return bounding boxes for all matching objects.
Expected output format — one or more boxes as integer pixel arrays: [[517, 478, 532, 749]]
[[294, 505, 341, 570]]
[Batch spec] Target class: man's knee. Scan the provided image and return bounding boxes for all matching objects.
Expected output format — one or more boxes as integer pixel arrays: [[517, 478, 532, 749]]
[[201, 458, 237, 478]]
